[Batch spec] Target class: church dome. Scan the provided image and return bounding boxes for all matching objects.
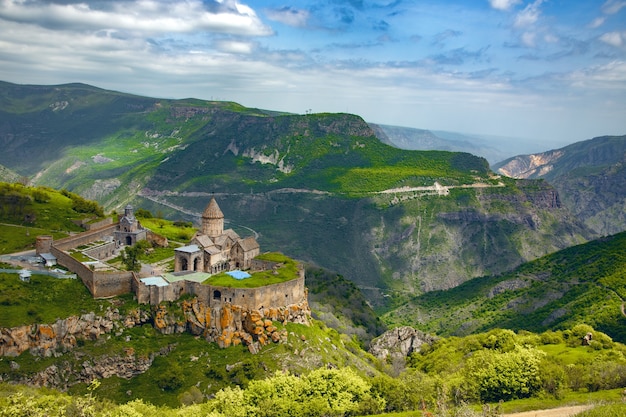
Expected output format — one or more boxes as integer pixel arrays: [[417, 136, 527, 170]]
[[203, 197, 224, 219]]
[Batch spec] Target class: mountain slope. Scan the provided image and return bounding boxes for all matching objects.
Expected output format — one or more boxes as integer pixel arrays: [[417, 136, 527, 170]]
[[385, 230, 626, 342], [0, 81, 594, 309], [0, 163, 21, 183], [493, 135, 626, 236]]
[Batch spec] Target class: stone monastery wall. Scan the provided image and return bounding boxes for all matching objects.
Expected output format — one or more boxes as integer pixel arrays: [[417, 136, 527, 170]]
[[134, 269, 306, 310], [52, 224, 118, 251]]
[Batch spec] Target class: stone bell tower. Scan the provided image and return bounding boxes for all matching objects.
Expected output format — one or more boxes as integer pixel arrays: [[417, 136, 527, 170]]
[[202, 197, 224, 238]]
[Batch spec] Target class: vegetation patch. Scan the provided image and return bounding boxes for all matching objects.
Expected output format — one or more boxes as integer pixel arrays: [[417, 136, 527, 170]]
[[0, 272, 108, 328], [203, 252, 298, 288]]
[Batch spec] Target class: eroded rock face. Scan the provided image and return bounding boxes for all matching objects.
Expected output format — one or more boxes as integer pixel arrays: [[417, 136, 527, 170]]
[[369, 326, 437, 362], [0, 308, 150, 358], [157, 297, 311, 353]]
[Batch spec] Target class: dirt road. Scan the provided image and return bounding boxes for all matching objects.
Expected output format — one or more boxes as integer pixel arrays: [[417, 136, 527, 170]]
[[504, 404, 593, 417]]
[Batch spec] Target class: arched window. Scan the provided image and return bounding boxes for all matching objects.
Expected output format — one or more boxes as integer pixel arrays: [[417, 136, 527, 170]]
[[213, 290, 221, 300]]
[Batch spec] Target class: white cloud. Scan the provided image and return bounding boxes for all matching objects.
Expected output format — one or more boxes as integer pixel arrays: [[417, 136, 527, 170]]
[[265, 7, 310, 28], [514, 0, 544, 28], [588, 17, 606, 29], [0, 0, 272, 36], [601, 0, 626, 15], [214, 39, 254, 54], [600, 31, 625, 47], [488, 0, 522, 11]]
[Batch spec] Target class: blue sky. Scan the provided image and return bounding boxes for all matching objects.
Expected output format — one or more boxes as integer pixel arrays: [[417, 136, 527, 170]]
[[0, 0, 625, 150]]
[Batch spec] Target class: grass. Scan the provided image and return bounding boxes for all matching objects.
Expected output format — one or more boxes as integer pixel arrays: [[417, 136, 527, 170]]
[[0, 272, 110, 328], [0, 182, 109, 254], [138, 217, 196, 242], [203, 252, 299, 288], [0, 224, 67, 254]]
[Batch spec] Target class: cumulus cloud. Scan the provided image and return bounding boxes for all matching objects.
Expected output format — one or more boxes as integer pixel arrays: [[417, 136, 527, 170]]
[[0, 0, 272, 36], [488, 0, 522, 11], [265, 6, 310, 28]]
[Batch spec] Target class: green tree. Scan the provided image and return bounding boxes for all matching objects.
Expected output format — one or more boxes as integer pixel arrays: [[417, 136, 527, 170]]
[[464, 345, 544, 402]]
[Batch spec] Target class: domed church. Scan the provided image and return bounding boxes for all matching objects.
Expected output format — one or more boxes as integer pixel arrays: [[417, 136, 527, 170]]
[[174, 197, 260, 274]]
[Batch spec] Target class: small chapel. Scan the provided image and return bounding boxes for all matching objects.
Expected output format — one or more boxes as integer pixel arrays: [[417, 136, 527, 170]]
[[174, 197, 260, 274]]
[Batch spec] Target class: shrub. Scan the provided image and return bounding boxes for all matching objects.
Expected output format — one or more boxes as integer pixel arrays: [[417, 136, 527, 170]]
[[464, 345, 544, 402]]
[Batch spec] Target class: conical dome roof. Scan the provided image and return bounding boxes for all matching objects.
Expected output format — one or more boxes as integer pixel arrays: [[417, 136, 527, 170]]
[[203, 197, 224, 219]]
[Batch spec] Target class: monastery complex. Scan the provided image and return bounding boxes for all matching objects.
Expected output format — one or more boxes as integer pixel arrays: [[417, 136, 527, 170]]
[[34, 198, 307, 311]]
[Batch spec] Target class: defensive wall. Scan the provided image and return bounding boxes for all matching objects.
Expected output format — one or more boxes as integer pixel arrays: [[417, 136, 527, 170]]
[[49, 223, 134, 298], [83, 241, 117, 260], [134, 267, 306, 309], [51, 224, 118, 251], [50, 245, 134, 298]]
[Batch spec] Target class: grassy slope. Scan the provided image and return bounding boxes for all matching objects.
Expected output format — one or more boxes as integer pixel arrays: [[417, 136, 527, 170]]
[[0, 182, 107, 253], [384, 231, 626, 342]]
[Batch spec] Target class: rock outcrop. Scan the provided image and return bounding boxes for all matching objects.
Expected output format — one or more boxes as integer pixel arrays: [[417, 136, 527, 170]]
[[155, 297, 311, 354], [0, 308, 150, 358], [369, 326, 437, 363]]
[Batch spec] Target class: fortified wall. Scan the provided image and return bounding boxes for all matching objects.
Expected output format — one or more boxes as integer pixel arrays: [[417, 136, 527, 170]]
[[134, 267, 306, 309], [46, 217, 137, 298]]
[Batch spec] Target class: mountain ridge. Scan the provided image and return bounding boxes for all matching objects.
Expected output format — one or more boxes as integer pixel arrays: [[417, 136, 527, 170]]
[[493, 135, 626, 236]]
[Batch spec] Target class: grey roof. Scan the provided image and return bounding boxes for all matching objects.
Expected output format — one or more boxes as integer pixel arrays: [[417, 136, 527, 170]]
[[175, 244, 201, 254], [192, 235, 213, 249], [140, 277, 169, 287], [238, 236, 260, 252], [40, 253, 57, 261], [204, 245, 221, 255]]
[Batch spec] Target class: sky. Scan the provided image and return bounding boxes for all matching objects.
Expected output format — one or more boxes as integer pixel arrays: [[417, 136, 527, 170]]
[[0, 0, 625, 150]]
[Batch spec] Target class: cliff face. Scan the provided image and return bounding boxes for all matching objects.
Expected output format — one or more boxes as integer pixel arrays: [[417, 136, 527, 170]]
[[155, 298, 311, 354]]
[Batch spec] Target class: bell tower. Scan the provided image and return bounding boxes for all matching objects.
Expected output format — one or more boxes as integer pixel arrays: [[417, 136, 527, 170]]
[[202, 197, 224, 238]]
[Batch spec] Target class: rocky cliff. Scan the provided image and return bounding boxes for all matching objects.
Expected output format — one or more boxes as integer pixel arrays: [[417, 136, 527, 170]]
[[155, 297, 311, 354], [0, 298, 311, 389]]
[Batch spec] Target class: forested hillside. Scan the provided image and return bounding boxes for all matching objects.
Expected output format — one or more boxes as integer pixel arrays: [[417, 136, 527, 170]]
[[385, 230, 626, 342]]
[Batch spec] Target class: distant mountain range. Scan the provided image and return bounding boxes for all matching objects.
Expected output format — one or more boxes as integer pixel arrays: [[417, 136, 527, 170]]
[[370, 123, 550, 165], [493, 135, 626, 236]]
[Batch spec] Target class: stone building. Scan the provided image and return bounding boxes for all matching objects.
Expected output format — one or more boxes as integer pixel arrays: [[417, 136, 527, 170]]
[[174, 197, 260, 273], [114, 205, 147, 246]]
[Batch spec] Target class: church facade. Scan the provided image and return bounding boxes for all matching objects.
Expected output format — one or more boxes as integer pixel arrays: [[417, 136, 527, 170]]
[[174, 197, 260, 274]]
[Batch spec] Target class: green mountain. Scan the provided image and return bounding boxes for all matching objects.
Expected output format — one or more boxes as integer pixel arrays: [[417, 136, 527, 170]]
[[0, 81, 594, 309], [493, 135, 626, 236], [385, 230, 626, 343]]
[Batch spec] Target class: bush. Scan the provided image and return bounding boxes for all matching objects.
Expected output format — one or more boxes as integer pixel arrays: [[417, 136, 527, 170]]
[[464, 345, 544, 402], [155, 365, 185, 392]]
